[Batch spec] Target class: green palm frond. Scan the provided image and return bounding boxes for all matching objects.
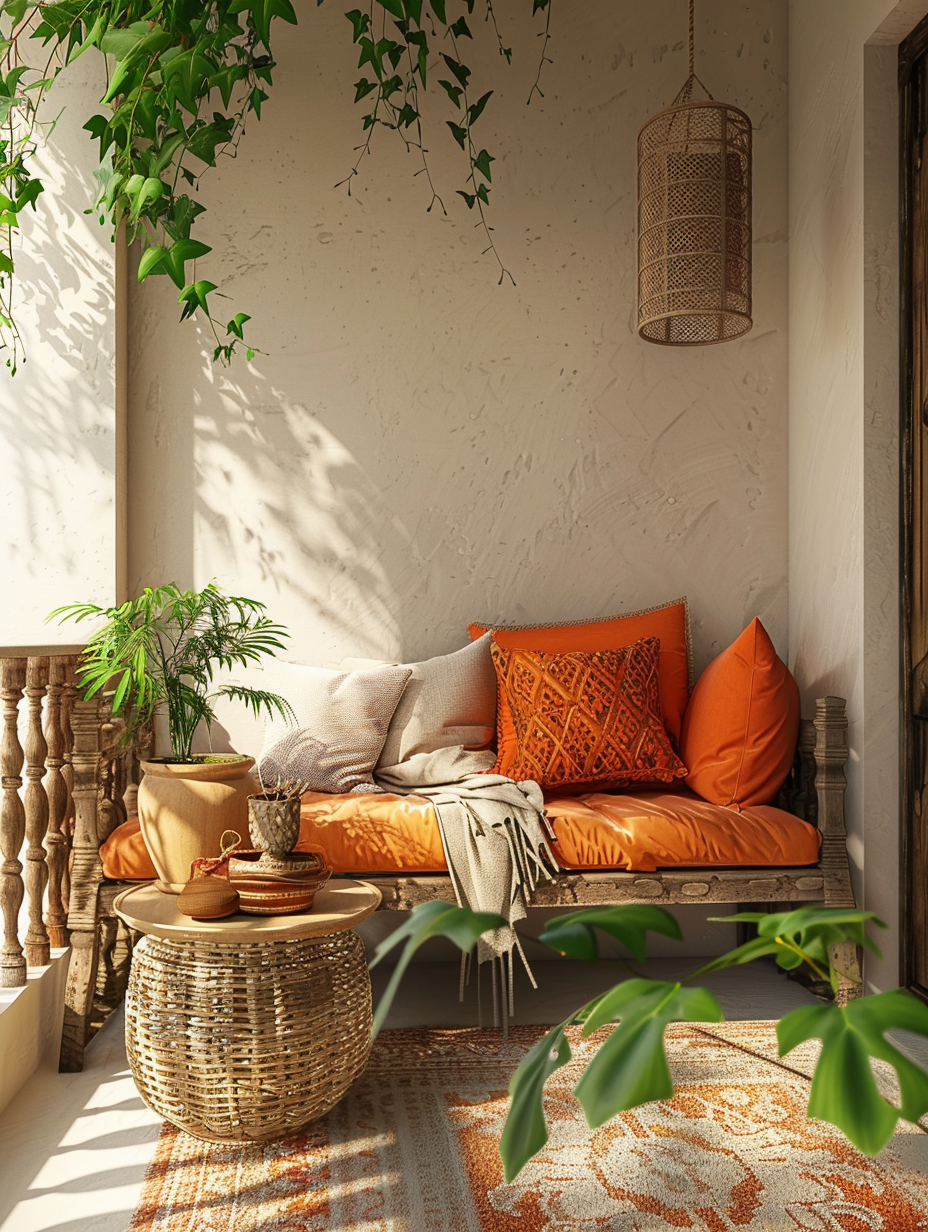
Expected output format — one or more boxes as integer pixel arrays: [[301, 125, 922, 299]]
[[49, 581, 290, 760]]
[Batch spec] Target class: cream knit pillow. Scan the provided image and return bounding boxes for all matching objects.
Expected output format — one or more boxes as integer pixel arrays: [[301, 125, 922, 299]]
[[257, 660, 412, 794], [375, 634, 497, 767]]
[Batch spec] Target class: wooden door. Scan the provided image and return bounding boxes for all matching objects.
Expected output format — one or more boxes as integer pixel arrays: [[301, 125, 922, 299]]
[[901, 17, 928, 999]]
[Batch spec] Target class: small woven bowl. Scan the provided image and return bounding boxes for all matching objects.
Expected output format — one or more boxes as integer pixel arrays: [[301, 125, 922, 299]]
[[228, 850, 331, 915]]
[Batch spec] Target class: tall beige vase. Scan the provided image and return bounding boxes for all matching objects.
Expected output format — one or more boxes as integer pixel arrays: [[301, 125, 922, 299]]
[[138, 756, 257, 893]]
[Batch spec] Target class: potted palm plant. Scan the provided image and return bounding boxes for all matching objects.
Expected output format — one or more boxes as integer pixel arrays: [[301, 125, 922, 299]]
[[51, 582, 292, 892]]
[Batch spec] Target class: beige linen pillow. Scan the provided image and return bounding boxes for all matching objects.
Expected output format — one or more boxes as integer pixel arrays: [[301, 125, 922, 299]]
[[372, 634, 497, 767], [257, 660, 412, 794]]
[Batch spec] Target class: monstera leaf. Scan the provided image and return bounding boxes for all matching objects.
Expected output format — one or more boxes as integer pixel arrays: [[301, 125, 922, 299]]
[[538, 904, 682, 962], [369, 900, 503, 1037], [500, 978, 722, 1182], [777, 990, 928, 1154]]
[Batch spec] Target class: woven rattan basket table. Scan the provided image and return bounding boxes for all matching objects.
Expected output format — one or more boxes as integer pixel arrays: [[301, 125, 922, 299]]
[[114, 878, 382, 1143]]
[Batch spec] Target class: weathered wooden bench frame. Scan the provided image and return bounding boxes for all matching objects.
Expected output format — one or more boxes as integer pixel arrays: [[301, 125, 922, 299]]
[[50, 693, 857, 1070], [355, 696, 861, 1000]]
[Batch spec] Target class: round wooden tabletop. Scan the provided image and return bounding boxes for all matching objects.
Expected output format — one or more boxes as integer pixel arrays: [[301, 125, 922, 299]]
[[113, 878, 382, 943]]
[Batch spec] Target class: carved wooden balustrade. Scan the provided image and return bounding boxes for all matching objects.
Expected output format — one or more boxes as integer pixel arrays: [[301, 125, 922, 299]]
[[0, 646, 133, 1070]]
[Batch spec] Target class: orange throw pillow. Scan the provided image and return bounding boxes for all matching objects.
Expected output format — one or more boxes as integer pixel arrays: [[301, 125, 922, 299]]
[[469, 598, 691, 775], [489, 637, 687, 792], [681, 618, 800, 807]]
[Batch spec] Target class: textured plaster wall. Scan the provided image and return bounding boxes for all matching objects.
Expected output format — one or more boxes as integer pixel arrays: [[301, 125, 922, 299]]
[[127, 0, 789, 732], [788, 0, 909, 993], [0, 54, 117, 646]]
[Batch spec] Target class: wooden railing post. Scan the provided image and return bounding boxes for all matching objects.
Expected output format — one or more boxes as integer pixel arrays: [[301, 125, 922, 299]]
[[23, 656, 50, 967], [44, 656, 75, 948], [1, 658, 27, 988], [60, 692, 104, 1071], [812, 695, 861, 1002]]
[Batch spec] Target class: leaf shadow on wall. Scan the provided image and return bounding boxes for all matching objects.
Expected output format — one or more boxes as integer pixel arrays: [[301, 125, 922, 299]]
[[0, 135, 122, 625], [129, 358, 413, 668]]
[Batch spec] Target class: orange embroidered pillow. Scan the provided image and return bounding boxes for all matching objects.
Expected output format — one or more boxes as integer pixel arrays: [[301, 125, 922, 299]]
[[469, 598, 692, 776], [489, 637, 687, 793], [680, 618, 800, 807]]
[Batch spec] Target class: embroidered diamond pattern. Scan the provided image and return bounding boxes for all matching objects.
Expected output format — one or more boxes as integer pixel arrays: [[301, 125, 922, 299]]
[[491, 637, 687, 791]]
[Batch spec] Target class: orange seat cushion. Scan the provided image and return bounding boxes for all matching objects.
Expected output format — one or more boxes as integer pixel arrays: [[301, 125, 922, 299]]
[[102, 786, 820, 879], [489, 638, 686, 792], [468, 598, 691, 775], [545, 790, 821, 871], [680, 618, 801, 807]]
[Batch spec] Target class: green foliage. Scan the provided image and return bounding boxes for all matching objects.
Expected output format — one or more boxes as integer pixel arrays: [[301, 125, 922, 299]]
[[339, 0, 555, 285], [369, 899, 505, 1038], [777, 990, 928, 1155], [0, 0, 298, 369], [0, 0, 555, 369], [49, 581, 291, 761], [372, 901, 928, 1183]]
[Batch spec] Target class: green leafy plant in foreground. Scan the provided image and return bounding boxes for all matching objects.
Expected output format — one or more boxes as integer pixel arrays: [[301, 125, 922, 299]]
[[49, 581, 291, 761], [371, 901, 928, 1182]]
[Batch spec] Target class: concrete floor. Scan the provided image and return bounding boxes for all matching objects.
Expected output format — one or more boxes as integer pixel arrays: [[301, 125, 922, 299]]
[[0, 954, 918, 1232]]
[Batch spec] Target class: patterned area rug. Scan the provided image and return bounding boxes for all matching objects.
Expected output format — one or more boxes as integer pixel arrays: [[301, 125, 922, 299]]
[[129, 1021, 928, 1231]]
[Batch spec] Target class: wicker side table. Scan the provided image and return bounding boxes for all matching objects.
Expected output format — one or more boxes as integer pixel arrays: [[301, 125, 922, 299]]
[[114, 879, 382, 1143]]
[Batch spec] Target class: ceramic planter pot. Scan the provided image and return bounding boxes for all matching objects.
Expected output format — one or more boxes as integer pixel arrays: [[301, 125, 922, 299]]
[[138, 755, 257, 893]]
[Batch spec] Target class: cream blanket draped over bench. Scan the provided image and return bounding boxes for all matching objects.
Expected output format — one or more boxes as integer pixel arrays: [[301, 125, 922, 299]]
[[376, 746, 558, 1024]]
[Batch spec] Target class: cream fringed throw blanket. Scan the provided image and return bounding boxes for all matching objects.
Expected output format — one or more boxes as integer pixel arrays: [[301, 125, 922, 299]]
[[376, 746, 558, 1025]]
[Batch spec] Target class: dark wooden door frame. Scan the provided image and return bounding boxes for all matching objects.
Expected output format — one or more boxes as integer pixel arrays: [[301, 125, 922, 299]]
[[900, 13, 928, 1000]]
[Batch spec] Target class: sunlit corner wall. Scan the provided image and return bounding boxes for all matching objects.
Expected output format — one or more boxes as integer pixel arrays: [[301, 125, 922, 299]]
[[0, 52, 117, 645], [788, 0, 915, 993]]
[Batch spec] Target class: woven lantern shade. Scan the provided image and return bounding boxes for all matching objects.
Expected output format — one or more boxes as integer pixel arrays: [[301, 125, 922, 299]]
[[637, 1, 752, 346]]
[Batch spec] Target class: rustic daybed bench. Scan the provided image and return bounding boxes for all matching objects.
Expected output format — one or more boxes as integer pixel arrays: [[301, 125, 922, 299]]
[[24, 598, 858, 1071]]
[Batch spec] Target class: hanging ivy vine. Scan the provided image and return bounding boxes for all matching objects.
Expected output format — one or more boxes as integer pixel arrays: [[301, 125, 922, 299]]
[[0, 0, 552, 373]]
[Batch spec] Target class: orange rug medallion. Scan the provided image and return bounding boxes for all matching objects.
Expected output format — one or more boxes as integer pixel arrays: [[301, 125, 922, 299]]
[[129, 1021, 928, 1231]]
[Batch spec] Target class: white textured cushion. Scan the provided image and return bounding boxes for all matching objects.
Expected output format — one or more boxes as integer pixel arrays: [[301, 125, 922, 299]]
[[376, 634, 497, 767], [258, 660, 412, 794]]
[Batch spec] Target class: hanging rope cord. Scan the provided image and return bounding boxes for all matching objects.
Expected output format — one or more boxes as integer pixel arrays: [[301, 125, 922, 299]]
[[675, 0, 714, 104]]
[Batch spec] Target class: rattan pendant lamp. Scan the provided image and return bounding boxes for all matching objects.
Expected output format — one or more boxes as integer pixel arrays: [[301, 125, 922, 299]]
[[637, 0, 752, 345]]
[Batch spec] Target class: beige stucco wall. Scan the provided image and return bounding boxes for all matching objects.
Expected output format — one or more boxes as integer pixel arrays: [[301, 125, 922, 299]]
[[0, 53, 117, 646], [127, 0, 789, 733], [788, 0, 917, 993]]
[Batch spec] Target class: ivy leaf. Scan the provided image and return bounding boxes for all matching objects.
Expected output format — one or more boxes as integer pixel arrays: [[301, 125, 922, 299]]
[[468, 92, 493, 126], [226, 311, 251, 339], [375, 0, 405, 18], [164, 195, 206, 242], [345, 9, 372, 42], [450, 16, 472, 38], [473, 146, 495, 181], [429, 0, 447, 21], [161, 239, 213, 289], [501, 1021, 574, 1182], [539, 905, 682, 963], [228, 0, 298, 50], [575, 981, 724, 1128], [354, 77, 377, 102], [178, 278, 218, 320], [778, 991, 928, 1155], [127, 176, 165, 225], [403, 0, 423, 23], [441, 54, 470, 89], [99, 21, 150, 62], [446, 121, 467, 150], [161, 48, 213, 114], [15, 178, 43, 211], [137, 244, 167, 281], [533, 0, 549, 10], [369, 901, 504, 1038], [438, 78, 462, 108]]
